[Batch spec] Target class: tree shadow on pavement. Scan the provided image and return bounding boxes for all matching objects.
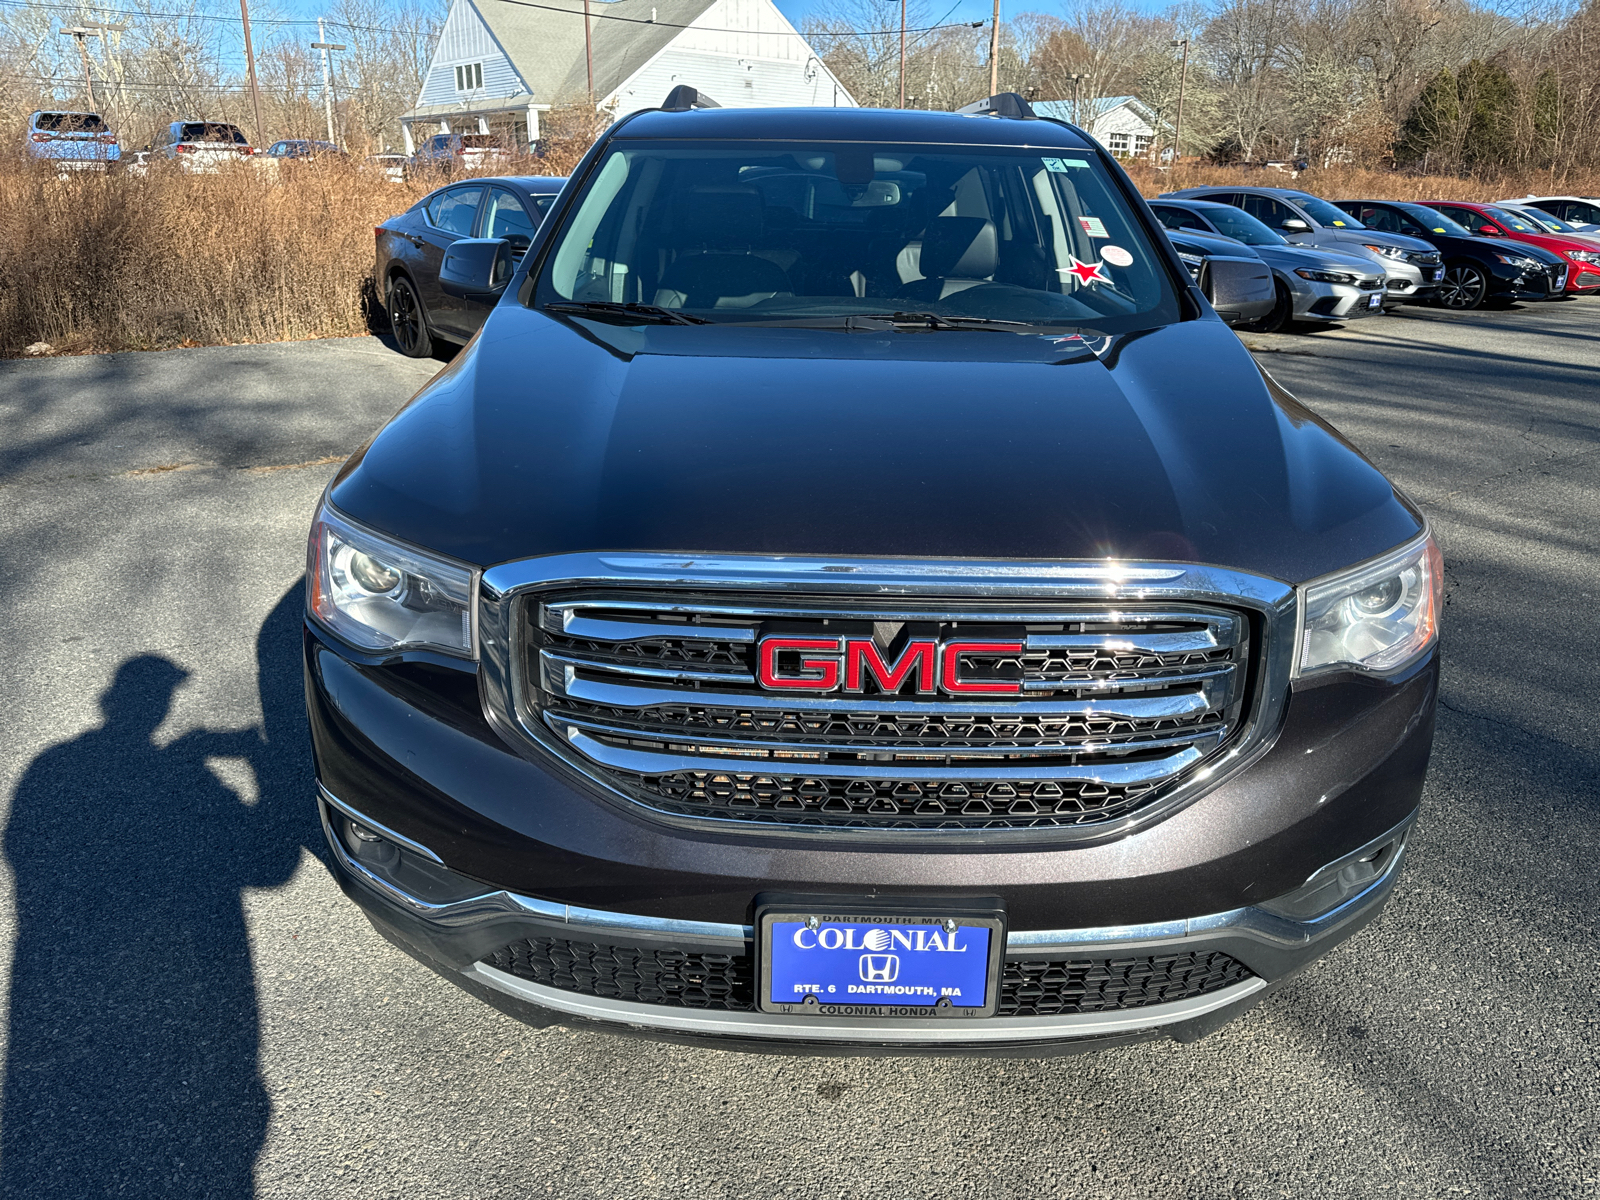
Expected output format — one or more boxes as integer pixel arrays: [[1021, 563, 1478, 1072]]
[[1, 584, 316, 1199]]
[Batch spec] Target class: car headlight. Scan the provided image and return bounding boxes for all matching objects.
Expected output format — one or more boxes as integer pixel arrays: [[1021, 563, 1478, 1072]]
[[1296, 533, 1442, 677], [1294, 268, 1357, 284], [1568, 250, 1600, 265], [1361, 244, 1407, 260], [307, 501, 476, 657], [1492, 253, 1539, 269]]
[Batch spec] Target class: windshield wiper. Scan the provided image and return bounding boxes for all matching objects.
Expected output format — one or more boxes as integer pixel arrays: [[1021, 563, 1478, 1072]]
[[856, 311, 1040, 331], [544, 301, 711, 326]]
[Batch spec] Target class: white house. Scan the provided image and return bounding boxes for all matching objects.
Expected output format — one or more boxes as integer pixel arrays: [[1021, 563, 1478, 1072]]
[[401, 0, 856, 153], [1033, 96, 1167, 160]]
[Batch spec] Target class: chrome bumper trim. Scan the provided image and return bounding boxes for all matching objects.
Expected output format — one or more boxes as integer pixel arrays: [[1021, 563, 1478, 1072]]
[[461, 963, 1268, 1044], [321, 791, 1410, 954]]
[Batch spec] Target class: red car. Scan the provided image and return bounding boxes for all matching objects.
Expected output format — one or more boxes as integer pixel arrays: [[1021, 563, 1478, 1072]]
[[1426, 200, 1600, 295]]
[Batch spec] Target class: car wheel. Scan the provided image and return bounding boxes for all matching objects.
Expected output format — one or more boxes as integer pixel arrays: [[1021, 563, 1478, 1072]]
[[1437, 263, 1487, 311], [1242, 281, 1292, 334], [387, 275, 433, 358]]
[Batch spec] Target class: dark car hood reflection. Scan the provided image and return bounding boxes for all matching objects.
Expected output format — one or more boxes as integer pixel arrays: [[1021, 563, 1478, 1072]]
[[330, 308, 1421, 583]]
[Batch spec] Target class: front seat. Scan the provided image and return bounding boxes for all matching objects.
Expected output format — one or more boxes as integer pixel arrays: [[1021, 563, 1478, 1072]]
[[654, 188, 793, 309], [898, 217, 998, 301]]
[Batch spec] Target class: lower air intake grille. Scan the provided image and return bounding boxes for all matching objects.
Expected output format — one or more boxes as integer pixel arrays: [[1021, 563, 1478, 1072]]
[[481, 938, 1253, 1017]]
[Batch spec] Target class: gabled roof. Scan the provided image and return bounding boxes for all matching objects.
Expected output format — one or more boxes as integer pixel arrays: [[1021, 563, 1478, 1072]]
[[1033, 96, 1159, 124], [472, 0, 720, 104]]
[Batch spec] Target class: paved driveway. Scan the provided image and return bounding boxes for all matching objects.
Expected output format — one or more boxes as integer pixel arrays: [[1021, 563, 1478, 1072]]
[[0, 307, 1596, 1198]]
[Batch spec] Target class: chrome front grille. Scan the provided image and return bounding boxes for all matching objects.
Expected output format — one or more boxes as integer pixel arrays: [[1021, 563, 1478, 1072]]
[[521, 592, 1255, 831]]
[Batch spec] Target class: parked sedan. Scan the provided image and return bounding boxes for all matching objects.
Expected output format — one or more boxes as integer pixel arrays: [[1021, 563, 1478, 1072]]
[[264, 139, 343, 160], [1150, 198, 1387, 332], [1424, 201, 1600, 295], [411, 132, 510, 174], [1502, 195, 1600, 232], [1161, 227, 1275, 327], [1162, 185, 1441, 307], [1332, 199, 1566, 310], [376, 175, 566, 356], [25, 110, 120, 171]]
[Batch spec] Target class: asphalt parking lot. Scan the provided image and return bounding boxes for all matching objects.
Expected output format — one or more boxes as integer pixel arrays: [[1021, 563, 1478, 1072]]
[[0, 302, 1596, 1199]]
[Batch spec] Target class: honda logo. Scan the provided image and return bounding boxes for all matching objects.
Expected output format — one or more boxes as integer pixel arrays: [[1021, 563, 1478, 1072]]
[[757, 635, 1022, 695], [859, 954, 900, 982]]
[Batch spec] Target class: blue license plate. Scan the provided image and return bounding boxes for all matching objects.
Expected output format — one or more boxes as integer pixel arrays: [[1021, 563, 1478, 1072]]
[[1368, 291, 1383, 309], [759, 905, 1004, 1018], [1430, 268, 1444, 281]]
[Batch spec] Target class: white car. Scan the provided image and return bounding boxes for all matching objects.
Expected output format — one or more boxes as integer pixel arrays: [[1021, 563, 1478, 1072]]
[[156, 120, 256, 172], [1500, 195, 1600, 232]]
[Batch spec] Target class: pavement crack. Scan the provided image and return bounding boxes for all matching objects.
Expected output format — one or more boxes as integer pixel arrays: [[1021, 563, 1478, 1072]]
[[0, 454, 349, 489], [1436, 695, 1568, 749]]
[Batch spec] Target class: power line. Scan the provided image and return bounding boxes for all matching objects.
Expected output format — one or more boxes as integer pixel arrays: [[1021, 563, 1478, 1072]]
[[0, 0, 412, 34]]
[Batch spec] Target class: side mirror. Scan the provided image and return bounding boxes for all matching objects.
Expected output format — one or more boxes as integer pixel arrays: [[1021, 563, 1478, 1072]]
[[1478, 225, 1501, 236], [440, 238, 513, 299], [1281, 218, 1310, 232]]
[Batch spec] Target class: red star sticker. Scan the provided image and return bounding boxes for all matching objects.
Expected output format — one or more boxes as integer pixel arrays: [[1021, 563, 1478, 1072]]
[[1062, 256, 1111, 286]]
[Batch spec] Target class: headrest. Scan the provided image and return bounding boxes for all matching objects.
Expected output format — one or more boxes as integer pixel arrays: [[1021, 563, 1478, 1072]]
[[919, 216, 998, 280], [675, 187, 764, 245]]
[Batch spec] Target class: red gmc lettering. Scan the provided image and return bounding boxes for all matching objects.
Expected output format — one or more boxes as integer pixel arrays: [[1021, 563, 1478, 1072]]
[[757, 636, 1021, 695], [844, 639, 936, 694], [940, 641, 1024, 695], [757, 637, 841, 690]]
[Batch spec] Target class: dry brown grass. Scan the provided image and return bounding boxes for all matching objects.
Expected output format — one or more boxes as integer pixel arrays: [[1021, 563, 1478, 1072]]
[[4, 142, 1594, 359]]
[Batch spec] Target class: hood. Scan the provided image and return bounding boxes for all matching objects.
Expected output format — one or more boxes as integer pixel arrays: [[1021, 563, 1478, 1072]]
[[1252, 242, 1383, 276], [329, 308, 1422, 586], [1165, 229, 1263, 260]]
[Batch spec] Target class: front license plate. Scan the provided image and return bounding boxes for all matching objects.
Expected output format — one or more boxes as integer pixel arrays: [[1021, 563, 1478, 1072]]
[[1429, 268, 1444, 281], [758, 902, 1005, 1019], [1368, 291, 1384, 309]]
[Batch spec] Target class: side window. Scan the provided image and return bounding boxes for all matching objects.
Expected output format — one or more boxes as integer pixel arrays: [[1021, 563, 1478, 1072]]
[[1439, 205, 1486, 231], [1239, 195, 1296, 229], [1152, 206, 1207, 232], [1359, 205, 1401, 233], [484, 189, 537, 249], [1194, 191, 1240, 208], [428, 186, 483, 235], [1565, 201, 1600, 225]]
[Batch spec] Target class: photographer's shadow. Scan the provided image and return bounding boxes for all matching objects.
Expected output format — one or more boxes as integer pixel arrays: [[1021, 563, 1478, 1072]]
[[2, 586, 315, 1198]]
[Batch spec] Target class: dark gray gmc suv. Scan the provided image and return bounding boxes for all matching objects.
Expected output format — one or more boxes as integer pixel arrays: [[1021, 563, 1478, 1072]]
[[305, 92, 1440, 1054]]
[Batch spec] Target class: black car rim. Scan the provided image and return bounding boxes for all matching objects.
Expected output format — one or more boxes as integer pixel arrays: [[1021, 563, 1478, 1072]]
[[390, 280, 420, 350], [1440, 265, 1485, 309]]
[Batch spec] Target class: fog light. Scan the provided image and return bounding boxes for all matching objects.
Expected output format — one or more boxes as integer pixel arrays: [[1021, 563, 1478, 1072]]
[[347, 819, 399, 868]]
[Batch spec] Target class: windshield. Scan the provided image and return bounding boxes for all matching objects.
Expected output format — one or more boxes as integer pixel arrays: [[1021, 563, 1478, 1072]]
[[1294, 196, 1362, 229], [1200, 206, 1285, 246], [1397, 203, 1472, 237], [1483, 206, 1539, 234], [534, 140, 1180, 333], [1512, 207, 1574, 233]]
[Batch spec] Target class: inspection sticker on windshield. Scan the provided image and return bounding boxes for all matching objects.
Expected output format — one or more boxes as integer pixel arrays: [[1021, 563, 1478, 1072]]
[[1078, 215, 1108, 238], [1060, 256, 1111, 286], [1042, 157, 1091, 172], [1101, 244, 1133, 267]]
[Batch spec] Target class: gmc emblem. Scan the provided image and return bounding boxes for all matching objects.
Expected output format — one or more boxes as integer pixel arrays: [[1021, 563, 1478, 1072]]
[[756, 635, 1023, 696]]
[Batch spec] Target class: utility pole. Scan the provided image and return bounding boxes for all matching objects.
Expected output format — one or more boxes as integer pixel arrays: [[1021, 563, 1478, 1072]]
[[312, 21, 346, 146], [59, 24, 125, 112], [1171, 38, 1190, 175], [584, 0, 594, 100], [1069, 72, 1083, 125], [899, 0, 906, 109], [239, 0, 265, 146], [988, 0, 1000, 95]]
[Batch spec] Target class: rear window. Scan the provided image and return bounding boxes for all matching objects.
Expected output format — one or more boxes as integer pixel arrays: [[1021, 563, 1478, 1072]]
[[180, 123, 247, 144], [36, 112, 106, 132]]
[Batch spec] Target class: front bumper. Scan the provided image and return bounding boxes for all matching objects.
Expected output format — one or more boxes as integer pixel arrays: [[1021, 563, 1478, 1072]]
[[1289, 277, 1386, 322], [322, 783, 1415, 1054], [307, 601, 1437, 1052]]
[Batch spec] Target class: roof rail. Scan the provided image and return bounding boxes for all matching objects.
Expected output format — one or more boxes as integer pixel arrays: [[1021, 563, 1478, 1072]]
[[956, 93, 1036, 120], [660, 86, 721, 112]]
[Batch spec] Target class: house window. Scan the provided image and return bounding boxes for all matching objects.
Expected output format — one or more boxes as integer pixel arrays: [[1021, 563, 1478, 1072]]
[[1106, 132, 1130, 155], [1133, 134, 1152, 156], [454, 63, 483, 92]]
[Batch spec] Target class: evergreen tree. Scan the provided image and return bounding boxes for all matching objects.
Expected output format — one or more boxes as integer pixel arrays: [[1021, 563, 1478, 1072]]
[[1456, 59, 1518, 169], [1397, 69, 1458, 165], [1533, 69, 1562, 160]]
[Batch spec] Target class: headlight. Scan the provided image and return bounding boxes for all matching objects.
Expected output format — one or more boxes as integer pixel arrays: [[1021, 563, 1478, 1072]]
[[1492, 253, 1538, 269], [1296, 533, 1442, 677], [1568, 250, 1600, 265], [1295, 268, 1357, 284], [1176, 250, 1204, 278], [307, 501, 476, 657], [1361, 244, 1407, 260]]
